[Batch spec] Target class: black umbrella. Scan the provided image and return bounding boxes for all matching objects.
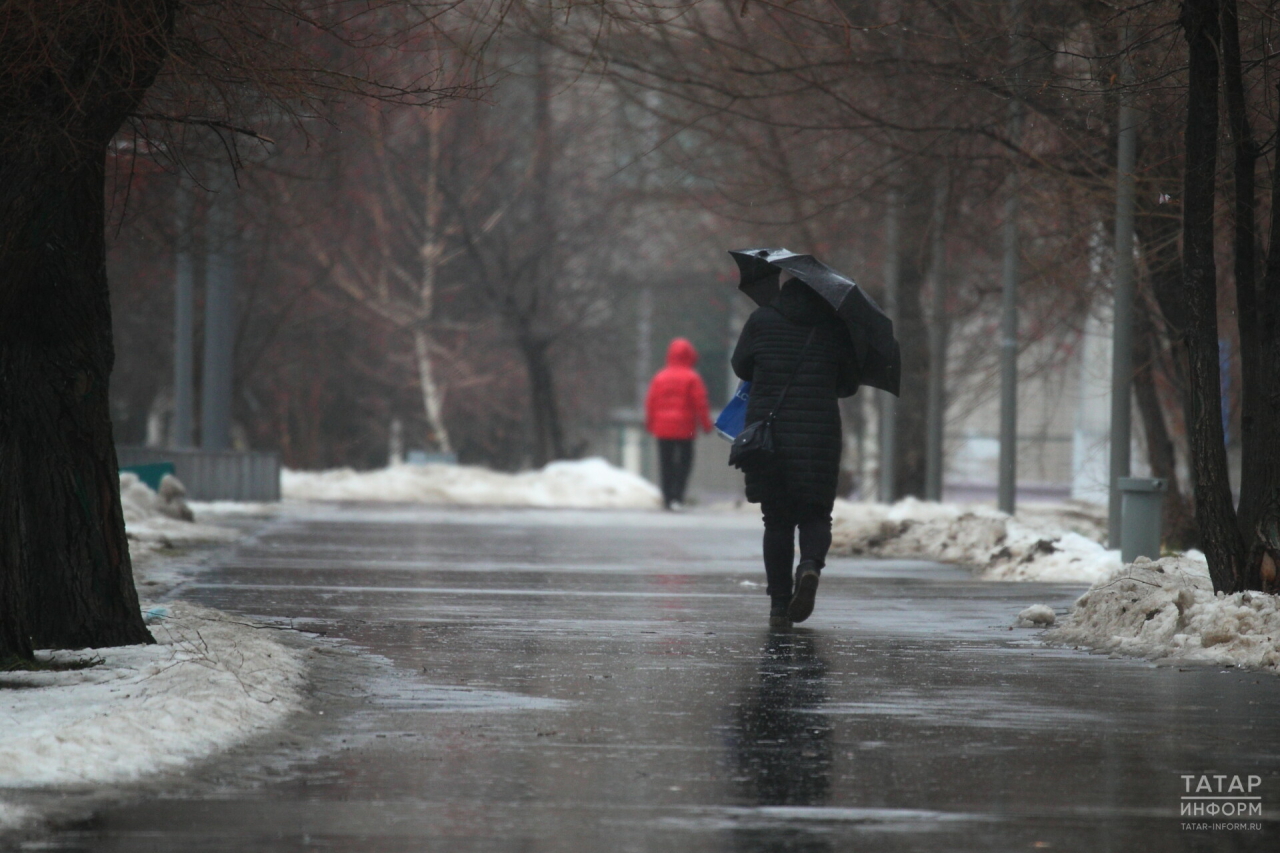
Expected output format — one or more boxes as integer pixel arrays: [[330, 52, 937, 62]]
[[729, 247, 901, 396]]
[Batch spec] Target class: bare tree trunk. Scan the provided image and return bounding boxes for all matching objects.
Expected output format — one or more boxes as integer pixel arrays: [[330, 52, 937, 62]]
[[1247, 90, 1280, 591], [519, 38, 565, 467], [762, 123, 820, 250], [0, 143, 154, 652], [520, 334, 565, 467], [1134, 191, 1198, 547], [894, 180, 931, 499], [924, 168, 950, 501], [1221, 0, 1279, 590], [0, 442, 32, 660], [417, 108, 452, 455], [878, 186, 901, 502], [412, 328, 452, 455], [0, 1, 176, 656], [1133, 308, 1197, 550], [1180, 0, 1245, 592]]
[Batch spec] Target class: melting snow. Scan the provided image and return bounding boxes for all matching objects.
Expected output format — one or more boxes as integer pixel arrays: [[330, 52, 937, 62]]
[[831, 497, 1120, 584], [1047, 553, 1280, 674], [0, 482, 299, 828], [121, 473, 238, 547], [0, 604, 305, 818], [1016, 604, 1057, 627], [282, 457, 662, 509], [0, 804, 29, 833]]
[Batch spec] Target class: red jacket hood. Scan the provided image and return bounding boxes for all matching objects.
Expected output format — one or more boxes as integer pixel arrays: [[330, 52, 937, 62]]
[[666, 338, 698, 368]]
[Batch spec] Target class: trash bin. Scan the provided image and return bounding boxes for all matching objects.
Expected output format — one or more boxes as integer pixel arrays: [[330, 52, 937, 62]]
[[1118, 477, 1167, 563]]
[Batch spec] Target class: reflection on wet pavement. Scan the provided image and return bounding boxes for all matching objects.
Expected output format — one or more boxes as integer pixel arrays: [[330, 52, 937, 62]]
[[34, 504, 1280, 851], [729, 631, 833, 852]]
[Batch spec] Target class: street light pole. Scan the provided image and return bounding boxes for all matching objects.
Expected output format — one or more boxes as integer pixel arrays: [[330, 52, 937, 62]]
[[201, 160, 236, 451], [1108, 30, 1139, 547], [997, 0, 1024, 515], [171, 171, 195, 449]]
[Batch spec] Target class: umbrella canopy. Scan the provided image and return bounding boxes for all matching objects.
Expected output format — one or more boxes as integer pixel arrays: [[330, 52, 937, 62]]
[[729, 247, 901, 396]]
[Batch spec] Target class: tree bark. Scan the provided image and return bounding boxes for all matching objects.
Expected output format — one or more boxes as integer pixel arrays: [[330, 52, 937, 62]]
[[1133, 306, 1197, 550], [1179, 0, 1245, 592], [924, 168, 950, 501], [0, 1, 177, 655], [417, 107, 453, 456], [521, 37, 563, 468], [413, 328, 452, 456], [1246, 85, 1280, 591], [1221, 0, 1268, 565], [1133, 190, 1198, 548], [0, 143, 154, 650], [520, 334, 565, 468], [0, 469, 32, 661], [893, 179, 931, 499], [878, 185, 900, 502]]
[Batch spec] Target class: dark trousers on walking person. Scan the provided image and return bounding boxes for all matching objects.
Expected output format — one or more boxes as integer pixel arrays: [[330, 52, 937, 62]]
[[657, 438, 694, 509], [760, 501, 833, 601]]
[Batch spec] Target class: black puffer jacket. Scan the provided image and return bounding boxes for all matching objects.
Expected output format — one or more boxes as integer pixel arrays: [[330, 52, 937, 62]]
[[731, 279, 861, 509]]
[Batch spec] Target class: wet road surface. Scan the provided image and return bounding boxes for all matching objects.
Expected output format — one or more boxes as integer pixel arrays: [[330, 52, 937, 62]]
[[36, 505, 1280, 851]]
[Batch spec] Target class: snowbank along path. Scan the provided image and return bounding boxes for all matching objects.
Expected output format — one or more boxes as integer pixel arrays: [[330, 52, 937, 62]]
[[1047, 554, 1280, 674], [829, 498, 1280, 675], [0, 477, 305, 834], [831, 497, 1120, 584], [0, 604, 306, 828], [282, 457, 662, 509]]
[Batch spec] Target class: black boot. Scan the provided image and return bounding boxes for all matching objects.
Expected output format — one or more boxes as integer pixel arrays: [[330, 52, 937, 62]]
[[788, 560, 821, 623], [768, 596, 792, 629]]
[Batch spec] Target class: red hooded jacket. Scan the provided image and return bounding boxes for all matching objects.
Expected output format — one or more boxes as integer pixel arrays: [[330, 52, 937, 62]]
[[645, 338, 714, 440]]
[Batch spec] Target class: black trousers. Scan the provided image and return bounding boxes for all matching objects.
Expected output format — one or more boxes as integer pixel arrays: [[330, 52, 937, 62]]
[[657, 439, 694, 507], [760, 501, 833, 599]]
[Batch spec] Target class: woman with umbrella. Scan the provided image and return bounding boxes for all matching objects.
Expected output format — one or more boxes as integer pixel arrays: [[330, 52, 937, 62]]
[[729, 249, 898, 628]]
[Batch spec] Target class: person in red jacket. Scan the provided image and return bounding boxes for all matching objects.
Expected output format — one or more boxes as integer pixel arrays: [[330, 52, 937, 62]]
[[645, 338, 715, 509]]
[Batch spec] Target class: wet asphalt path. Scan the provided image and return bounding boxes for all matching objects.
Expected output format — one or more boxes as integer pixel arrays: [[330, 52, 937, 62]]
[[38, 504, 1280, 851]]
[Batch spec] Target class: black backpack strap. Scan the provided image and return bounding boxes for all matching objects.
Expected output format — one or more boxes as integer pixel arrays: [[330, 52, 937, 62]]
[[767, 327, 817, 421]]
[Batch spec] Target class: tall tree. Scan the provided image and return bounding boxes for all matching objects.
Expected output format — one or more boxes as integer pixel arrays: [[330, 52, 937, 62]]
[[1178, 0, 1244, 592], [0, 0, 479, 662], [1248, 94, 1280, 591], [442, 34, 633, 467], [1222, 0, 1280, 590], [0, 1, 179, 660]]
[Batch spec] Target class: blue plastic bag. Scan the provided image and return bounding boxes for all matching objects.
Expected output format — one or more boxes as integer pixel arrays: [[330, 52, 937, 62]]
[[715, 381, 751, 440]]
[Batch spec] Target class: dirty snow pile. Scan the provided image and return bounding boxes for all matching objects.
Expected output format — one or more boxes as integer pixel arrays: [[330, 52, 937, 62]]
[[0, 805, 29, 834], [1044, 554, 1280, 673], [1016, 604, 1058, 627], [830, 497, 1121, 583], [282, 457, 662, 509], [120, 473, 238, 547], [0, 603, 306, 828]]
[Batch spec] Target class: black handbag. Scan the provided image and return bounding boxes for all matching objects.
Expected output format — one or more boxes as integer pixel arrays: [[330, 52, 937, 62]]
[[729, 328, 816, 473]]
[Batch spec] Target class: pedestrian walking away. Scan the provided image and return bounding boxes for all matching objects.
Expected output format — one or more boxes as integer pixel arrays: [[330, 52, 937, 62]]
[[731, 276, 863, 627], [645, 337, 714, 510]]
